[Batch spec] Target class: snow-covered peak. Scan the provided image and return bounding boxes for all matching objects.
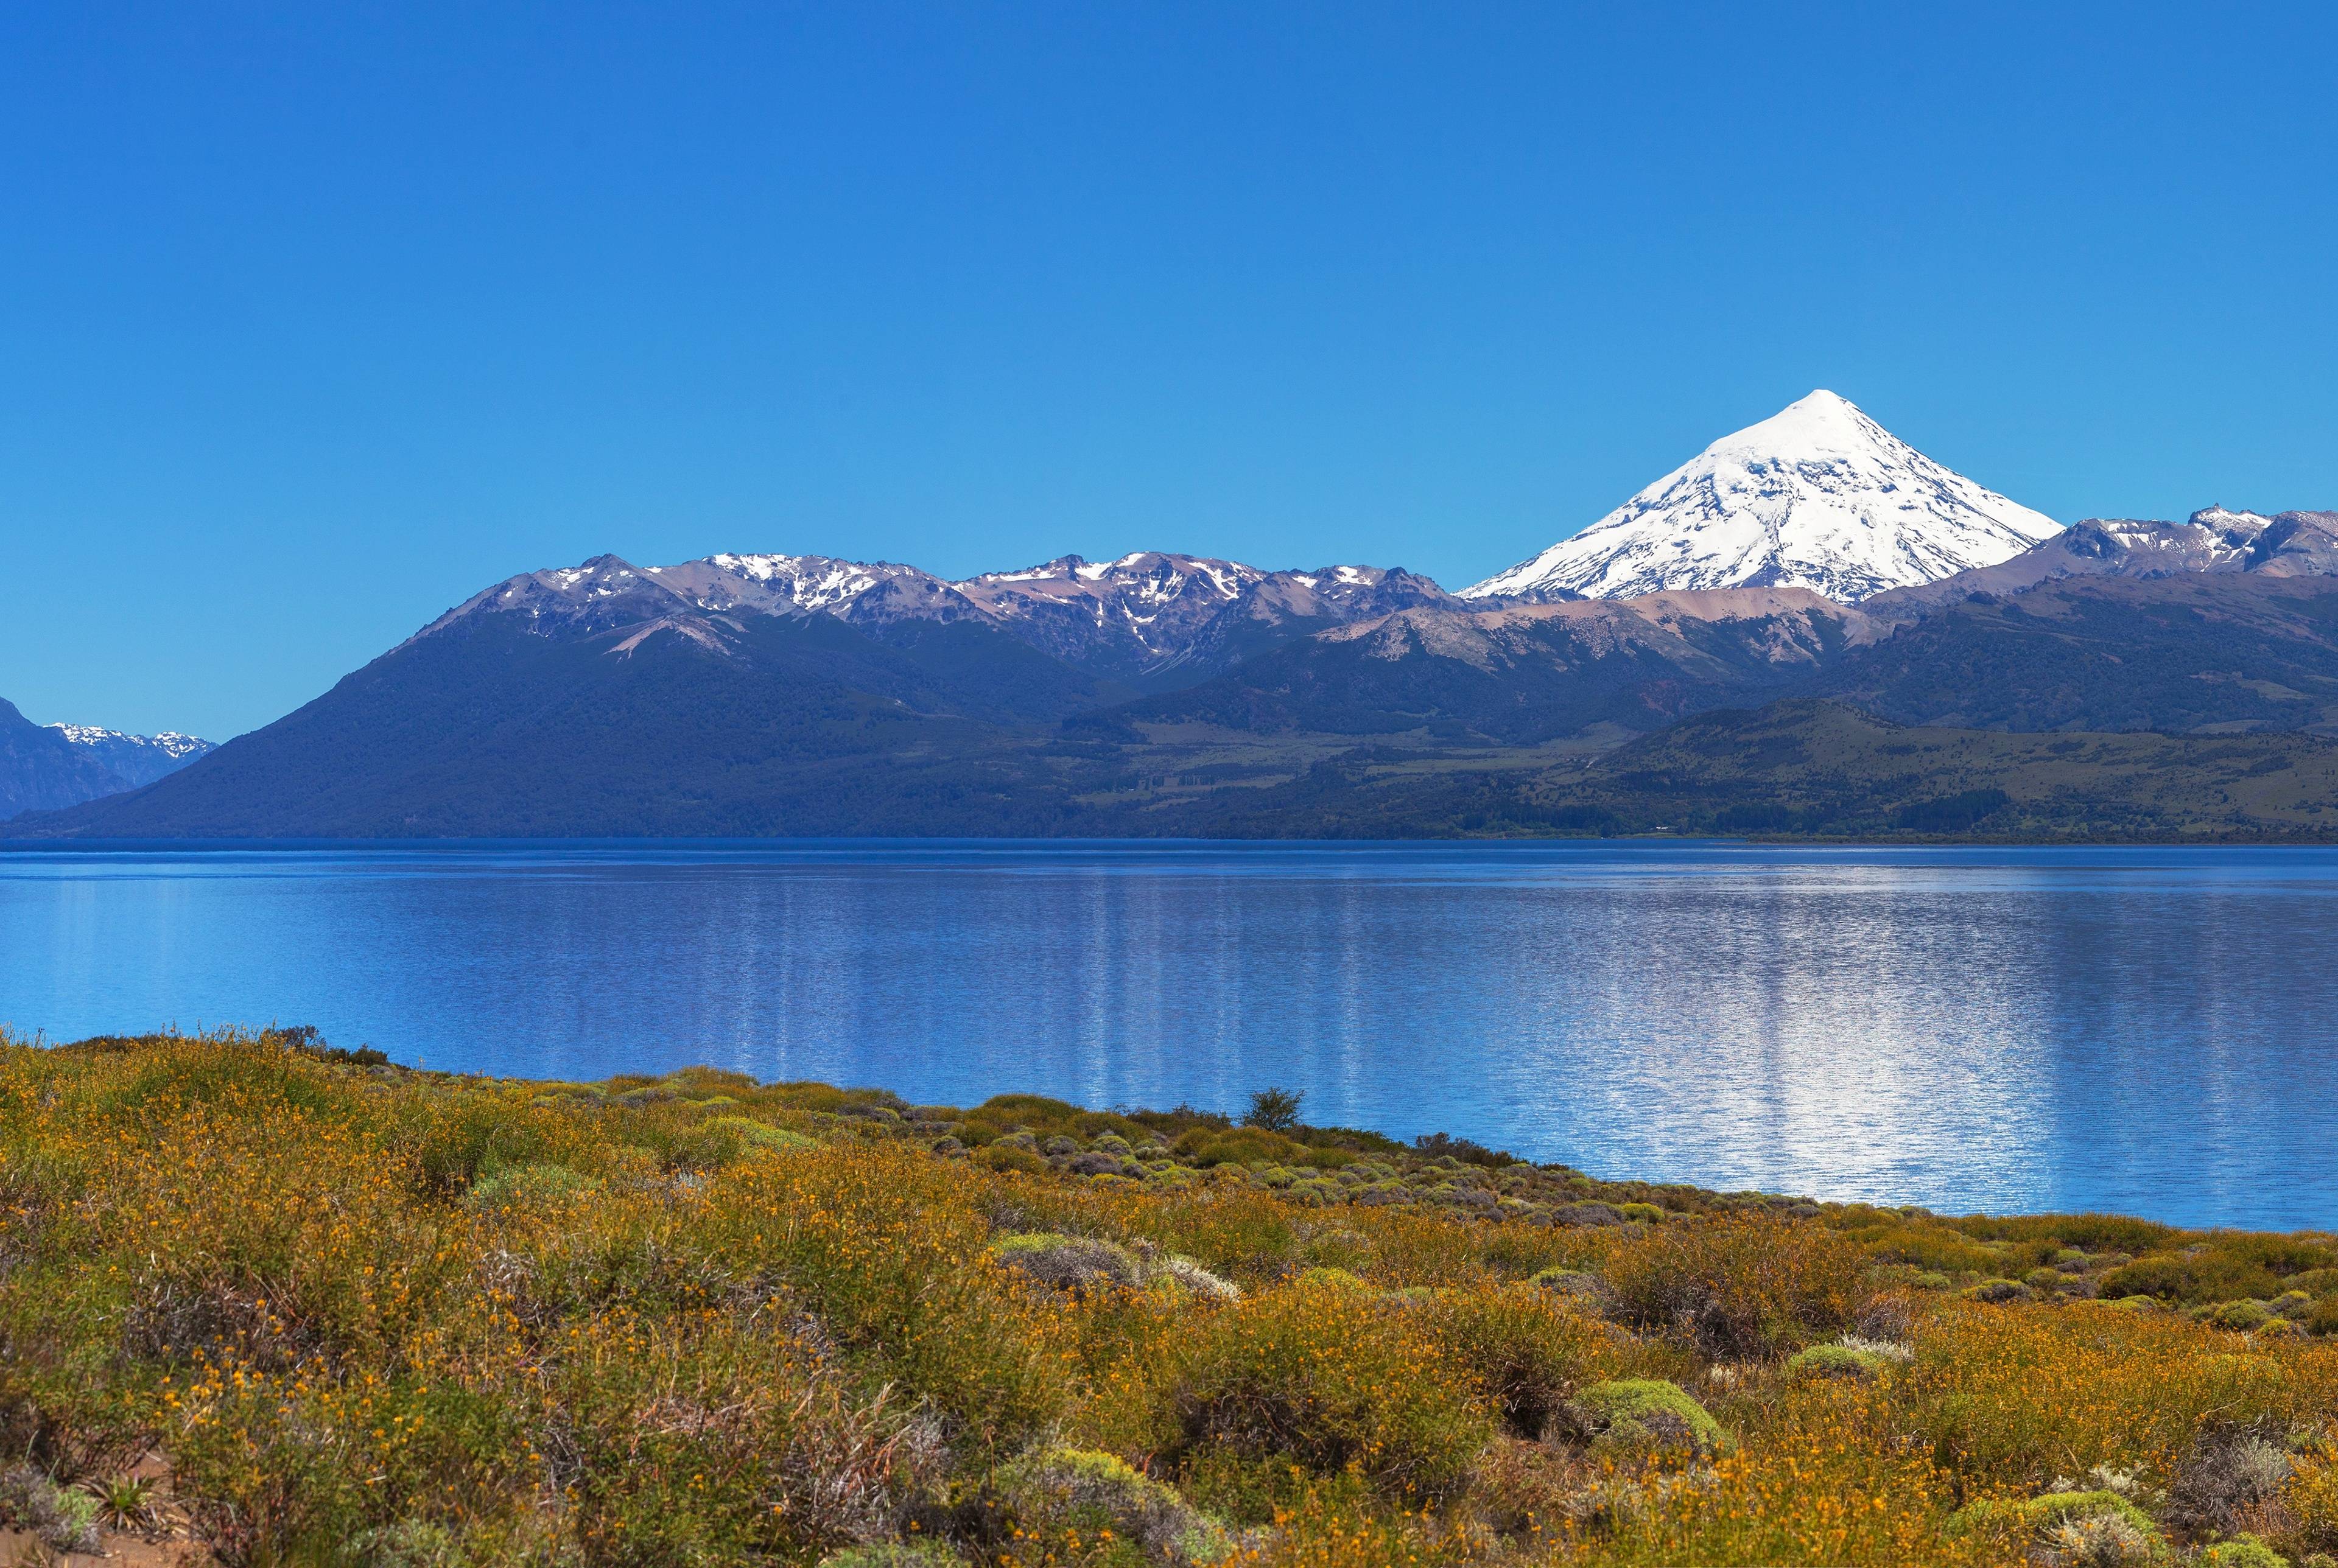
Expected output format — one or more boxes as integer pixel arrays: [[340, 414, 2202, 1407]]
[[44, 722, 216, 788], [47, 724, 212, 760], [1464, 391, 2062, 604], [1710, 388, 1875, 457]]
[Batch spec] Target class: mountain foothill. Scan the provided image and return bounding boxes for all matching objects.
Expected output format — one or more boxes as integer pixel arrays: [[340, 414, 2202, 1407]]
[[10, 393, 2338, 842]]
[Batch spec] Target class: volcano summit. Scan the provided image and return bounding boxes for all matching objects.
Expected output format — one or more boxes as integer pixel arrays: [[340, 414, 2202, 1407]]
[[1466, 391, 2062, 604]]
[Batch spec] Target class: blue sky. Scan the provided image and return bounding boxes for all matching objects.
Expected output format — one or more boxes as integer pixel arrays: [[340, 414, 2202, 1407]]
[[4, 2, 2334, 739]]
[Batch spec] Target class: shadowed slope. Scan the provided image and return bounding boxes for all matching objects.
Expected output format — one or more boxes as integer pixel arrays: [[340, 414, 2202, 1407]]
[[0, 698, 130, 819]]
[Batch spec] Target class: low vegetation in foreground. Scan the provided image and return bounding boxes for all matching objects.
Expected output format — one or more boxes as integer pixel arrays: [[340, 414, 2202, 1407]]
[[5, 1033, 2338, 1567]]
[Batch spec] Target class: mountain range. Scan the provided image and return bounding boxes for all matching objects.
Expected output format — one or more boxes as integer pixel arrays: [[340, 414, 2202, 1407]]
[[11, 393, 2336, 841], [0, 704, 213, 821]]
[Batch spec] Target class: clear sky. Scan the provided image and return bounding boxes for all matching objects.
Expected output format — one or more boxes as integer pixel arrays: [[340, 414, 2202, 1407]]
[[4, 2, 2334, 740]]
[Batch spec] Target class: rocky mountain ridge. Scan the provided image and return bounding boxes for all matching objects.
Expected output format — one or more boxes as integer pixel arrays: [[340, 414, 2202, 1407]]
[[418, 550, 1461, 690], [1864, 506, 2338, 621]]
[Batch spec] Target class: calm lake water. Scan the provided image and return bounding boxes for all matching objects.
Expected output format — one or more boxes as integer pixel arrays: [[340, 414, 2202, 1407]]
[[4, 839, 2335, 1229]]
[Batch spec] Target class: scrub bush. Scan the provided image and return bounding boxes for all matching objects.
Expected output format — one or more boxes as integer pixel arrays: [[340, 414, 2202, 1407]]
[[1419, 1283, 1636, 1440], [991, 1232, 1145, 1296], [1596, 1216, 1867, 1359], [1162, 1273, 1492, 1507]]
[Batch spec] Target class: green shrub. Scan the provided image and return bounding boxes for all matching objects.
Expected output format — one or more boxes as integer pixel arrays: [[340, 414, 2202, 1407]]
[[706, 1114, 821, 1155], [2210, 1300, 2275, 1332], [818, 1546, 962, 1567], [2098, 1236, 2338, 1307], [1786, 1343, 1896, 1381], [1174, 1128, 1303, 1168], [465, 1161, 600, 1209], [1944, 1213, 2181, 1256], [1847, 1219, 2012, 1276], [1947, 1488, 2161, 1542], [977, 1144, 1050, 1175], [403, 1093, 583, 1194], [1560, 1379, 1731, 1457], [2100, 1253, 2196, 1301], [998, 1447, 1231, 1565], [0, 1467, 104, 1555], [344, 1517, 468, 1567]]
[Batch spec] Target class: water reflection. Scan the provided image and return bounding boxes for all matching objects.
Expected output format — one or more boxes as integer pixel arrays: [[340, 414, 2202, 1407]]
[[3, 841, 2336, 1227]]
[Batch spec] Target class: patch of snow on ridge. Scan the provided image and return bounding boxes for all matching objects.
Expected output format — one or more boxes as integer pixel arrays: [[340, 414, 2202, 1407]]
[[700, 554, 882, 606], [1464, 391, 2062, 604], [2191, 506, 2276, 533], [48, 724, 212, 758], [46, 723, 218, 785]]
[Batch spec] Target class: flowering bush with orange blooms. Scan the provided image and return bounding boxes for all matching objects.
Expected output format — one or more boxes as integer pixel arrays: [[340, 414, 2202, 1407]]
[[1592, 1215, 1869, 1361], [1159, 1271, 1493, 1512], [1894, 1300, 2337, 1487], [5, 1030, 2338, 1567], [2272, 1441, 2338, 1559], [1414, 1284, 1654, 1443]]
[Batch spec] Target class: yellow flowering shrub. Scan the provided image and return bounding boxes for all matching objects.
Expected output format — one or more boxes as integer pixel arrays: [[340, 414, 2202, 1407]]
[[5, 1029, 2338, 1567]]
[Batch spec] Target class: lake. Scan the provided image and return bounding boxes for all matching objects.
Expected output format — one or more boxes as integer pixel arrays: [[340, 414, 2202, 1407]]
[[3, 839, 2334, 1229]]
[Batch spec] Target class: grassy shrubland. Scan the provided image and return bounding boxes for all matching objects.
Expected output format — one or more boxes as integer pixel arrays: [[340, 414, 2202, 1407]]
[[4, 1032, 2338, 1566]]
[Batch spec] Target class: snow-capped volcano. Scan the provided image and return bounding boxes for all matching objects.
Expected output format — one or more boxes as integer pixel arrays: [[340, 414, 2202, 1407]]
[[1465, 390, 2062, 604]]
